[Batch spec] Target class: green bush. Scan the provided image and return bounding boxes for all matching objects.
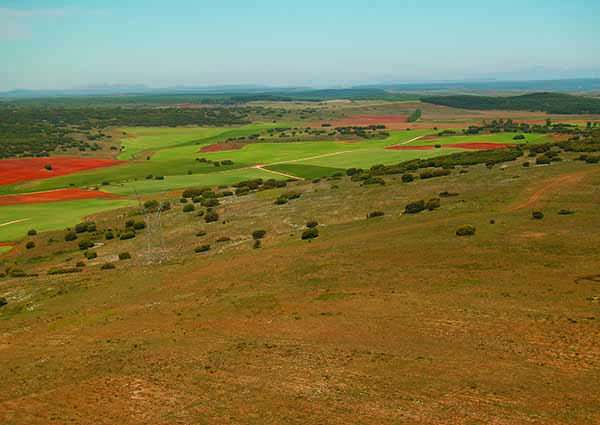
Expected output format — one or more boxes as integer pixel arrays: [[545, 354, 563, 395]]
[[558, 209, 575, 215], [180, 197, 188, 203], [522, 161, 530, 167], [79, 239, 94, 250], [235, 186, 251, 196], [252, 230, 267, 240], [133, 221, 146, 230], [183, 204, 195, 213], [27, 229, 37, 236], [532, 211, 544, 220], [301, 228, 319, 240], [143, 199, 159, 210], [48, 267, 82, 275], [216, 236, 231, 243], [426, 198, 441, 211], [196, 230, 207, 237], [306, 221, 318, 228], [84, 251, 97, 260], [274, 196, 288, 205], [64, 231, 77, 241], [513, 134, 526, 140], [367, 211, 385, 219], [439, 191, 458, 197], [253, 240, 261, 249], [105, 230, 114, 240], [205, 210, 219, 223], [25, 241, 35, 249], [404, 200, 426, 214], [101, 263, 116, 270], [195, 244, 211, 253], [120, 231, 136, 240], [456, 225, 476, 236], [201, 198, 220, 208], [420, 168, 451, 179], [401, 173, 414, 183], [0, 297, 7, 307], [161, 201, 171, 211], [118, 252, 131, 260], [125, 219, 135, 228], [74, 222, 88, 233], [192, 196, 202, 203]]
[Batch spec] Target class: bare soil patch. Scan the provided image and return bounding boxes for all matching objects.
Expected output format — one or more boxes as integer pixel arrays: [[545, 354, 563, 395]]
[[200, 142, 246, 153], [0, 189, 120, 206]]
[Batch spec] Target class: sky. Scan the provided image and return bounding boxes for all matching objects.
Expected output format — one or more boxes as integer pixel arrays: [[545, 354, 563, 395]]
[[1, 0, 599, 91]]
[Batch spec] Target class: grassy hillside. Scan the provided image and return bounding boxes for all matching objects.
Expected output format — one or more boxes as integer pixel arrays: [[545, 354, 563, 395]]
[[422, 92, 600, 114]]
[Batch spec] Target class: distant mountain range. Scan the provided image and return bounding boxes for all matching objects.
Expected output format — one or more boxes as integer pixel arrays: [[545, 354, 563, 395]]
[[1, 79, 600, 100]]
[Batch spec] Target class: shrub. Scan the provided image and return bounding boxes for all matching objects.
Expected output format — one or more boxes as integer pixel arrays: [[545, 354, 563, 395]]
[[274, 196, 288, 205], [76, 261, 85, 267], [180, 197, 188, 204], [522, 161, 530, 167], [401, 173, 414, 183], [426, 198, 441, 211], [235, 186, 251, 196], [78, 239, 94, 250], [306, 221, 318, 228], [221, 159, 234, 166], [201, 198, 220, 208], [252, 230, 267, 240], [346, 168, 362, 176], [48, 267, 82, 275], [195, 244, 211, 253], [558, 209, 575, 215], [86, 222, 97, 232], [439, 191, 458, 197], [221, 190, 234, 197], [25, 241, 35, 249], [133, 221, 146, 230], [404, 200, 426, 214], [143, 199, 159, 210], [9, 269, 27, 278], [118, 252, 131, 260], [420, 168, 451, 180], [205, 210, 219, 223], [44, 163, 53, 171], [120, 231, 136, 240], [27, 229, 37, 236], [301, 228, 319, 240], [456, 225, 476, 236], [101, 263, 116, 270], [105, 230, 114, 240], [196, 230, 207, 237], [216, 236, 231, 243], [183, 204, 195, 213], [513, 134, 526, 140], [253, 240, 262, 249], [74, 222, 88, 233], [0, 297, 7, 307], [362, 176, 386, 186], [64, 231, 77, 241], [191, 196, 202, 203], [154, 175, 164, 180], [125, 219, 135, 228], [160, 201, 171, 211], [532, 211, 544, 220], [84, 251, 97, 260]]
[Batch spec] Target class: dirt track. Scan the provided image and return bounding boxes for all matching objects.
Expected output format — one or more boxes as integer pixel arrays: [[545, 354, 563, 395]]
[[508, 170, 590, 211]]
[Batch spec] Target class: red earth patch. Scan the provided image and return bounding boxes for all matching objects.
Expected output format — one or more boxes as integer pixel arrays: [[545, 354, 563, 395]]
[[200, 143, 246, 153], [0, 157, 123, 186], [0, 189, 120, 206]]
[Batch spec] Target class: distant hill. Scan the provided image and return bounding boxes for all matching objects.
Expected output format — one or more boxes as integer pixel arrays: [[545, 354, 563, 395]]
[[421, 92, 600, 114]]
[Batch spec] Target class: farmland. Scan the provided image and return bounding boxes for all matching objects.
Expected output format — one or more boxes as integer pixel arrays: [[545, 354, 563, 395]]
[[1, 97, 600, 423]]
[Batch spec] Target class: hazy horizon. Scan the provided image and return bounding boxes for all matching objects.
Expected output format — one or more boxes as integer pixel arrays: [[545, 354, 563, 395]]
[[2, 0, 599, 91]]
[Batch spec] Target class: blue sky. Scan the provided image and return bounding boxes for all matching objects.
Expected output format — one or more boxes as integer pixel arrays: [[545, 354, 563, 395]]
[[1, 0, 599, 90]]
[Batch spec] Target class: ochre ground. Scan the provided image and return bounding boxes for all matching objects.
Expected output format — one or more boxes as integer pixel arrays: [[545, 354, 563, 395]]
[[0, 157, 123, 186], [0, 189, 120, 206]]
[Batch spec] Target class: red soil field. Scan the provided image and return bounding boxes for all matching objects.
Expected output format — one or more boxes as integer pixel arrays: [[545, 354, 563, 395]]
[[0, 157, 123, 186], [0, 188, 120, 206], [200, 143, 246, 153]]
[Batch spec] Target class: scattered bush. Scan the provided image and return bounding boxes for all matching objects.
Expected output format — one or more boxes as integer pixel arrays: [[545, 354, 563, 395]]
[[532, 211, 544, 220], [426, 198, 441, 211], [0, 297, 6, 307], [404, 200, 426, 214], [25, 241, 35, 249], [48, 267, 82, 275], [367, 211, 385, 219], [216, 236, 231, 243], [120, 231, 136, 240], [439, 191, 458, 197], [133, 221, 146, 230], [558, 209, 575, 215], [160, 201, 171, 211], [183, 204, 195, 213], [205, 210, 219, 223], [201, 198, 220, 208], [78, 239, 94, 250], [74, 222, 89, 233], [253, 240, 261, 249], [274, 196, 288, 205], [306, 221, 318, 228], [420, 168, 451, 179], [105, 230, 114, 240], [195, 244, 211, 253], [64, 231, 77, 242], [252, 230, 267, 240], [180, 197, 188, 203], [76, 261, 85, 267], [192, 196, 202, 203], [125, 219, 135, 228], [101, 263, 115, 270], [456, 225, 476, 236], [362, 176, 385, 186], [143, 199, 159, 210], [196, 230, 207, 237], [301, 228, 319, 240], [401, 173, 414, 183], [522, 161, 530, 167], [27, 229, 37, 236], [513, 134, 526, 140], [118, 252, 131, 260]]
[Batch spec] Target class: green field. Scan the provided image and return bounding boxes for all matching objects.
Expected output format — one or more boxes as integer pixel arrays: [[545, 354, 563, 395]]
[[0, 199, 135, 242]]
